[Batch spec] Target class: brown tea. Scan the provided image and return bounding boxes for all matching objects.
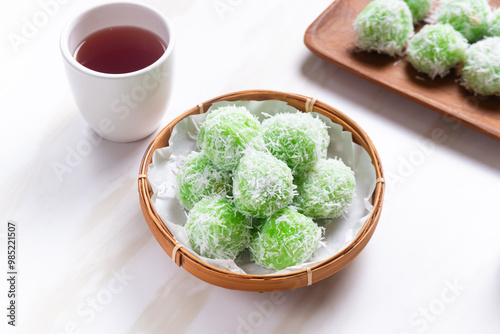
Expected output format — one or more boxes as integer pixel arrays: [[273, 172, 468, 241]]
[[74, 26, 167, 74]]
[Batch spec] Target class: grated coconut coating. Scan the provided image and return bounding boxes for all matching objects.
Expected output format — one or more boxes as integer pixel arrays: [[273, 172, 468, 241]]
[[185, 196, 252, 260], [262, 112, 329, 174], [461, 37, 500, 96], [404, 0, 433, 23], [175, 151, 232, 210], [306, 113, 330, 158], [294, 158, 356, 219], [233, 149, 296, 218], [197, 105, 264, 171], [433, 0, 491, 43], [488, 8, 500, 36], [407, 23, 468, 79], [354, 0, 414, 57], [249, 208, 323, 270]]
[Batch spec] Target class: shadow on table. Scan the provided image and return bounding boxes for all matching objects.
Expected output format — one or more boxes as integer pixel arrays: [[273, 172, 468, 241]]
[[264, 258, 362, 333], [300, 53, 500, 171], [89, 130, 155, 167]]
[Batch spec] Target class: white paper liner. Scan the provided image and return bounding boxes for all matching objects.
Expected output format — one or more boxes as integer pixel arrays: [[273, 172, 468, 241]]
[[148, 100, 376, 275]]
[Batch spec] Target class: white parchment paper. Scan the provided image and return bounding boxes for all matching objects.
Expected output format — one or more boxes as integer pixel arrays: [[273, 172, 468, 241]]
[[148, 100, 376, 275]]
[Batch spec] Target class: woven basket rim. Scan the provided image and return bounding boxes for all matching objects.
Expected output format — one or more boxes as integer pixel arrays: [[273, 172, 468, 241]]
[[138, 89, 385, 290]]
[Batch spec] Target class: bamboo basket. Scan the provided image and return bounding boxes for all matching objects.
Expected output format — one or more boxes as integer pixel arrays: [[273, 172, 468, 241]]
[[138, 90, 385, 292]]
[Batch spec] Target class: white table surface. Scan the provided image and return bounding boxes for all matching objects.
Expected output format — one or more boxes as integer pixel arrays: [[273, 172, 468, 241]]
[[2, 0, 500, 333]]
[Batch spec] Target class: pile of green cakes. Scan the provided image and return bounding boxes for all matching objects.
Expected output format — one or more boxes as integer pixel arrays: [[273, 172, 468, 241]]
[[175, 105, 356, 271], [354, 0, 500, 96]]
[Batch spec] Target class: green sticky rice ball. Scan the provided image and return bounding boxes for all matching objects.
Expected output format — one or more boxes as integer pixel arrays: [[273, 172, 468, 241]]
[[197, 105, 264, 171], [175, 151, 232, 210], [185, 196, 252, 260], [294, 158, 356, 219], [461, 37, 500, 96], [248, 217, 267, 246], [403, 0, 432, 23], [262, 112, 329, 174], [308, 114, 330, 159], [354, 0, 414, 56], [233, 149, 296, 218], [249, 208, 323, 270], [434, 0, 491, 43], [487, 8, 500, 37], [407, 23, 468, 79], [250, 217, 266, 237]]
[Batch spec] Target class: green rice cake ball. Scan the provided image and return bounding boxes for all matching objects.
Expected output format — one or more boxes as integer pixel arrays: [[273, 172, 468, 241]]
[[488, 8, 500, 37], [185, 196, 252, 260], [308, 114, 330, 159], [354, 0, 414, 57], [201, 104, 237, 124], [403, 0, 432, 23], [262, 112, 329, 174], [197, 105, 264, 171], [294, 158, 356, 219], [407, 23, 468, 79], [250, 208, 323, 270], [434, 0, 491, 43], [233, 149, 296, 218], [249, 217, 266, 238], [176, 151, 232, 210], [461, 37, 500, 96]]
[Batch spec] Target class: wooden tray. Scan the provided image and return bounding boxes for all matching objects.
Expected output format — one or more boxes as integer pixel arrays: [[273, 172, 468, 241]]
[[304, 0, 500, 142]]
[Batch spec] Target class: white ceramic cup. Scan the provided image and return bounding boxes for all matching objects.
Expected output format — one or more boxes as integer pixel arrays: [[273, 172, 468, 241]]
[[60, 2, 174, 142]]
